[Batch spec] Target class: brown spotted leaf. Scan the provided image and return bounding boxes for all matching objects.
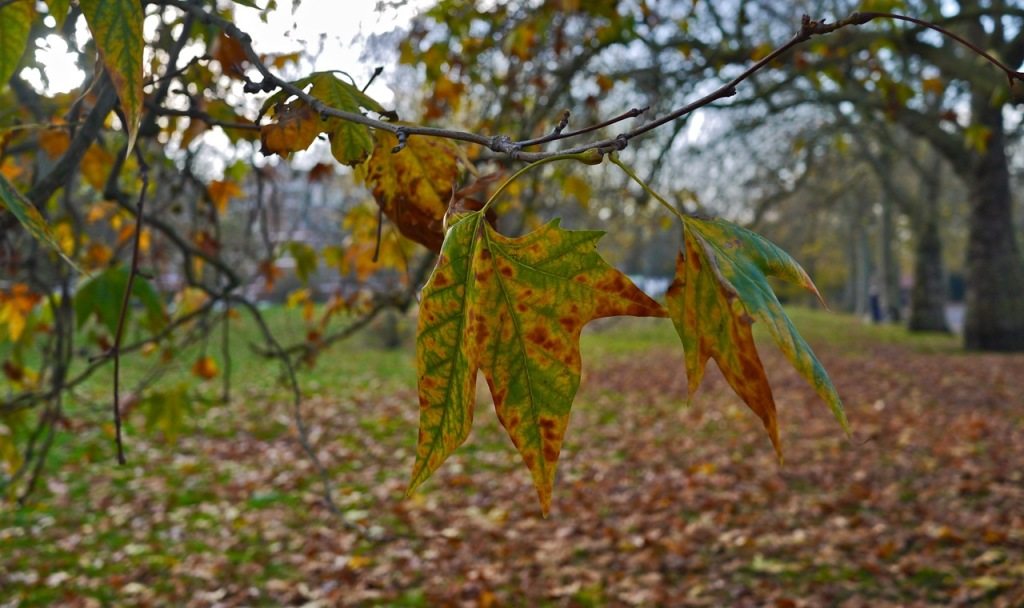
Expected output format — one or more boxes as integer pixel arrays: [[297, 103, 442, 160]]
[[259, 101, 321, 157], [667, 217, 848, 461], [360, 129, 461, 252], [412, 212, 666, 514]]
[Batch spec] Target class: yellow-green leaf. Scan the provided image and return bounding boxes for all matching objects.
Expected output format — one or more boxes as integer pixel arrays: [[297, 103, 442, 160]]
[[412, 213, 666, 514], [0, 0, 33, 89], [0, 173, 80, 271], [286, 241, 317, 284], [964, 124, 992, 154], [141, 384, 192, 444], [0, 413, 25, 472], [309, 72, 383, 166], [667, 217, 848, 459], [80, 0, 144, 154]]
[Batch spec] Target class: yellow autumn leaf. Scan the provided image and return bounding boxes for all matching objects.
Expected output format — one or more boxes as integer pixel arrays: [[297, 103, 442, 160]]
[[81, 144, 114, 190], [208, 179, 243, 214], [192, 356, 218, 380], [259, 101, 321, 157], [286, 289, 315, 323], [39, 129, 71, 159], [86, 200, 119, 223], [359, 128, 461, 252], [0, 284, 41, 342], [0, 160, 23, 181], [84, 242, 113, 269], [173, 287, 208, 318]]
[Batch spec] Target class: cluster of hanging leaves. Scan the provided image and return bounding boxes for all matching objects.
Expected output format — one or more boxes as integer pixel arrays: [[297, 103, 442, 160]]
[[667, 218, 849, 457], [0, 0, 849, 513], [408, 182, 848, 514]]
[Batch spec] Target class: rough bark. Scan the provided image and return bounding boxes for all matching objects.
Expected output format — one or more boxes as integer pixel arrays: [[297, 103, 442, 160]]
[[962, 101, 1024, 350], [907, 156, 950, 333], [908, 214, 950, 332], [879, 197, 902, 322]]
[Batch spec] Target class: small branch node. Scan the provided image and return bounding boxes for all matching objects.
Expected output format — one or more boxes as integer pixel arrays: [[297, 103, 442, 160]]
[[363, 66, 384, 93], [489, 134, 513, 153], [391, 128, 409, 153], [553, 110, 570, 135]]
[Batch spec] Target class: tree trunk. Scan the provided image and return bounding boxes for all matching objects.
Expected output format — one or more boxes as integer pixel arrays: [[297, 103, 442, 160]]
[[908, 154, 950, 333], [908, 213, 950, 332], [853, 223, 871, 317], [879, 197, 902, 322], [963, 102, 1024, 350]]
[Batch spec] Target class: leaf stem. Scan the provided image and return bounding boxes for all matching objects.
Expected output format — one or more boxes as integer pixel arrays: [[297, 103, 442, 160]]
[[609, 154, 687, 224], [479, 152, 599, 214]]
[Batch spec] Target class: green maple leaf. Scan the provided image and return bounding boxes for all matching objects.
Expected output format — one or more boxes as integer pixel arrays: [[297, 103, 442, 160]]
[[667, 217, 849, 459], [412, 212, 666, 514], [75, 266, 167, 335]]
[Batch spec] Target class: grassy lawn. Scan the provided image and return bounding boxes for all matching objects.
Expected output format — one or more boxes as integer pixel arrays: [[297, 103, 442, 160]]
[[1, 307, 1021, 606]]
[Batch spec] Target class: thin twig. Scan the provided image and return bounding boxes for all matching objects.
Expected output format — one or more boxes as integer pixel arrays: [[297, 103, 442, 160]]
[[362, 66, 383, 93], [151, 106, 260, 131], [516, 106, 649, 148], [230, 295, 365, 534], [609, 154, 687, 223], [858, 11, 1024, 83], [110, 154, 150, 464]]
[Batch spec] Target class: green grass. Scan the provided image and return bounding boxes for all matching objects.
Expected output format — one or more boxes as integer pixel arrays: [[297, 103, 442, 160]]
[[782, 308, 961, 354], [581, 306, 962, 359]]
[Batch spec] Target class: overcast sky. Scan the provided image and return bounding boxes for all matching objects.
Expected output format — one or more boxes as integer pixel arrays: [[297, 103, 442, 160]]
[[26, 0, 429, 103]]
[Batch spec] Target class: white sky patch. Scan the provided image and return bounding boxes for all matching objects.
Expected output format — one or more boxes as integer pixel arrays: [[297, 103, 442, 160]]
[[685, 109, 704, 143], [234, 0, 433, 105], [21, 33, 86, 95], [24, 1, 430, 100]]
